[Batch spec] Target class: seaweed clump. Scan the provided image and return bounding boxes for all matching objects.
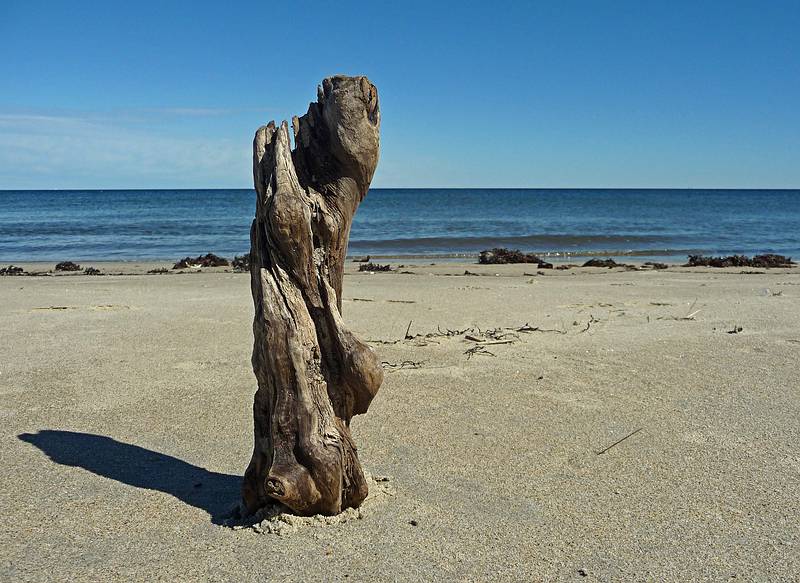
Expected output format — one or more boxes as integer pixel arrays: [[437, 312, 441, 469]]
[[358, 262, 392, 272], [55, 261, 81, 272], [479, 248, 552, 268], [0, 265, 25, 276], [83, 267, 102, 275], [582, 258, 638, 270], [173, 253, 229, 269], [685, 254, 794, 268], [583, 258, 621, 268], [232, 254, 250, 272]]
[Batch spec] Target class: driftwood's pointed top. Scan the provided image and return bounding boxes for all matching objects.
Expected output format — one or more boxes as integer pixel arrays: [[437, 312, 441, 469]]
[[255, 75, 380, 200]]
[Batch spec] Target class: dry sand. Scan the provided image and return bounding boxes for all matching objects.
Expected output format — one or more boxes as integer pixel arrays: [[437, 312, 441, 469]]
[[1, 262, 799, 581]]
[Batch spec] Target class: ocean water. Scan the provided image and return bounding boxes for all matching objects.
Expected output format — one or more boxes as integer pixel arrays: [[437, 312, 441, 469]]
[[0, 189, 798, 262]]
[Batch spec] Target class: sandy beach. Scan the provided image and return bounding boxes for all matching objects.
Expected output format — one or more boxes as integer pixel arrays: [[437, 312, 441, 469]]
[[1, 262, 799, 581]]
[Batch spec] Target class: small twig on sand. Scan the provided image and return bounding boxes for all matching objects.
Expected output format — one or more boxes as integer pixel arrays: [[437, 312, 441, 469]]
[[657, 298, 702, 321], [465, 345, 495, 359], [381, 360, 425, 371], [404, 320, 413, 340], [580, 315, 600, 333], [516, 322, 567, 335], [596, 428, 643, 455], [727, 325, 743, 334], [684, 298, 700, 319]]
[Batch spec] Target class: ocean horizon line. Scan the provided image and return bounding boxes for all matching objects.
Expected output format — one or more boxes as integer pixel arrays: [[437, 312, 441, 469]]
[[2, 187, 799, 193]]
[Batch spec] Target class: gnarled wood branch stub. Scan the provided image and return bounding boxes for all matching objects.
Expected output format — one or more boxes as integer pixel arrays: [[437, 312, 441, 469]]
[[242, 75, 383, 516]]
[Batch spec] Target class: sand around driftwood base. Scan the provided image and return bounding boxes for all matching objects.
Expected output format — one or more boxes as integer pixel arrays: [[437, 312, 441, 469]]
[[229, 474, 394, 536]]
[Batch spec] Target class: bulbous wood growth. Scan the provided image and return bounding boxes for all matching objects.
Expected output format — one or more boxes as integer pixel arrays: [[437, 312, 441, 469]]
[[242, 76, 383, 516]]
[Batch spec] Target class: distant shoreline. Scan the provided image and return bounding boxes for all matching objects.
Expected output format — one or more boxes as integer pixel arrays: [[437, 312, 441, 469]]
[[2, 259, 797, 279]]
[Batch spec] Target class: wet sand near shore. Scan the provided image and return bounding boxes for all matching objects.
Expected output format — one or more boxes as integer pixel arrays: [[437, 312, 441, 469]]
[[1, 263, 799, 581]]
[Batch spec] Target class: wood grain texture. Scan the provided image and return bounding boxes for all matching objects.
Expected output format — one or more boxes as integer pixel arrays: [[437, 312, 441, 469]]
[[242, 76, 383, 516]]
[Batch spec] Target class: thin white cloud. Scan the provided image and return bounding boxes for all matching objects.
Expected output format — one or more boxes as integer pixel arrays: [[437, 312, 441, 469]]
[[0, 110, 253, 188], [0, 113, 94, 126]]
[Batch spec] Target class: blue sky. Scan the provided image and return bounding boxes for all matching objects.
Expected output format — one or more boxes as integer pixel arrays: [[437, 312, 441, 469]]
[[1, 0, 798, 189]]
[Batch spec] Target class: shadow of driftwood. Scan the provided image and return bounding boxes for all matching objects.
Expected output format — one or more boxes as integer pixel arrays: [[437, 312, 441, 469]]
[[18, 430, 240, 525]]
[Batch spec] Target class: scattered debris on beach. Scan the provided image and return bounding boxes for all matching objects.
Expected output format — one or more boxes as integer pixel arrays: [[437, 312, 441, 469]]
[[0, 265, 25, 276], [369, 320, 568, 350], [644, 262, 669, 270], [358, 262, 392, 272], [479, 248, 552, 268], [55, 261, 81, 272], [232, 253, 250, 272], [147, 267, 170, 274], [727, 325, 744, 334], [83, 267, 101, 275], [172, 253, 229, 269], [685, 254, 794, 268]]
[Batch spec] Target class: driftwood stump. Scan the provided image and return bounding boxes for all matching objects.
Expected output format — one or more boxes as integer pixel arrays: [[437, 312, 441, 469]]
[[242, 76, 383, 516]]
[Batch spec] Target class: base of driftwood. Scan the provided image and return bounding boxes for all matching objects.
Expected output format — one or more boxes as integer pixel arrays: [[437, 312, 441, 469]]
[[231, 473, 393, 535]]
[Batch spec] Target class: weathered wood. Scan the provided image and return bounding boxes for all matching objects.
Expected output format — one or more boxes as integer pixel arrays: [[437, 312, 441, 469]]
[[242, 76, 383, 516]]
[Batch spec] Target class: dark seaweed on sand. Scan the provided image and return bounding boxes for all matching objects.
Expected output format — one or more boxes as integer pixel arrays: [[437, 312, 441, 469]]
[[358, 262, 392, 272], [172, 253, 229, 269], [582, 258, 640, 270], [55, 261, 81, 272], [583, 258, 621, 268], [479, 248, 553, 268], [232, 254, 250, 272], [0, 265, 25, 276], [685, 254, 794, 268], [479, 248, 540, 264]]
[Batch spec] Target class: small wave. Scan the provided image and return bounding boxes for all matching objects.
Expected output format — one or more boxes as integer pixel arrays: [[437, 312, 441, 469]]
[[348, 248, 703, 260], [348, 233, 676, 252]]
